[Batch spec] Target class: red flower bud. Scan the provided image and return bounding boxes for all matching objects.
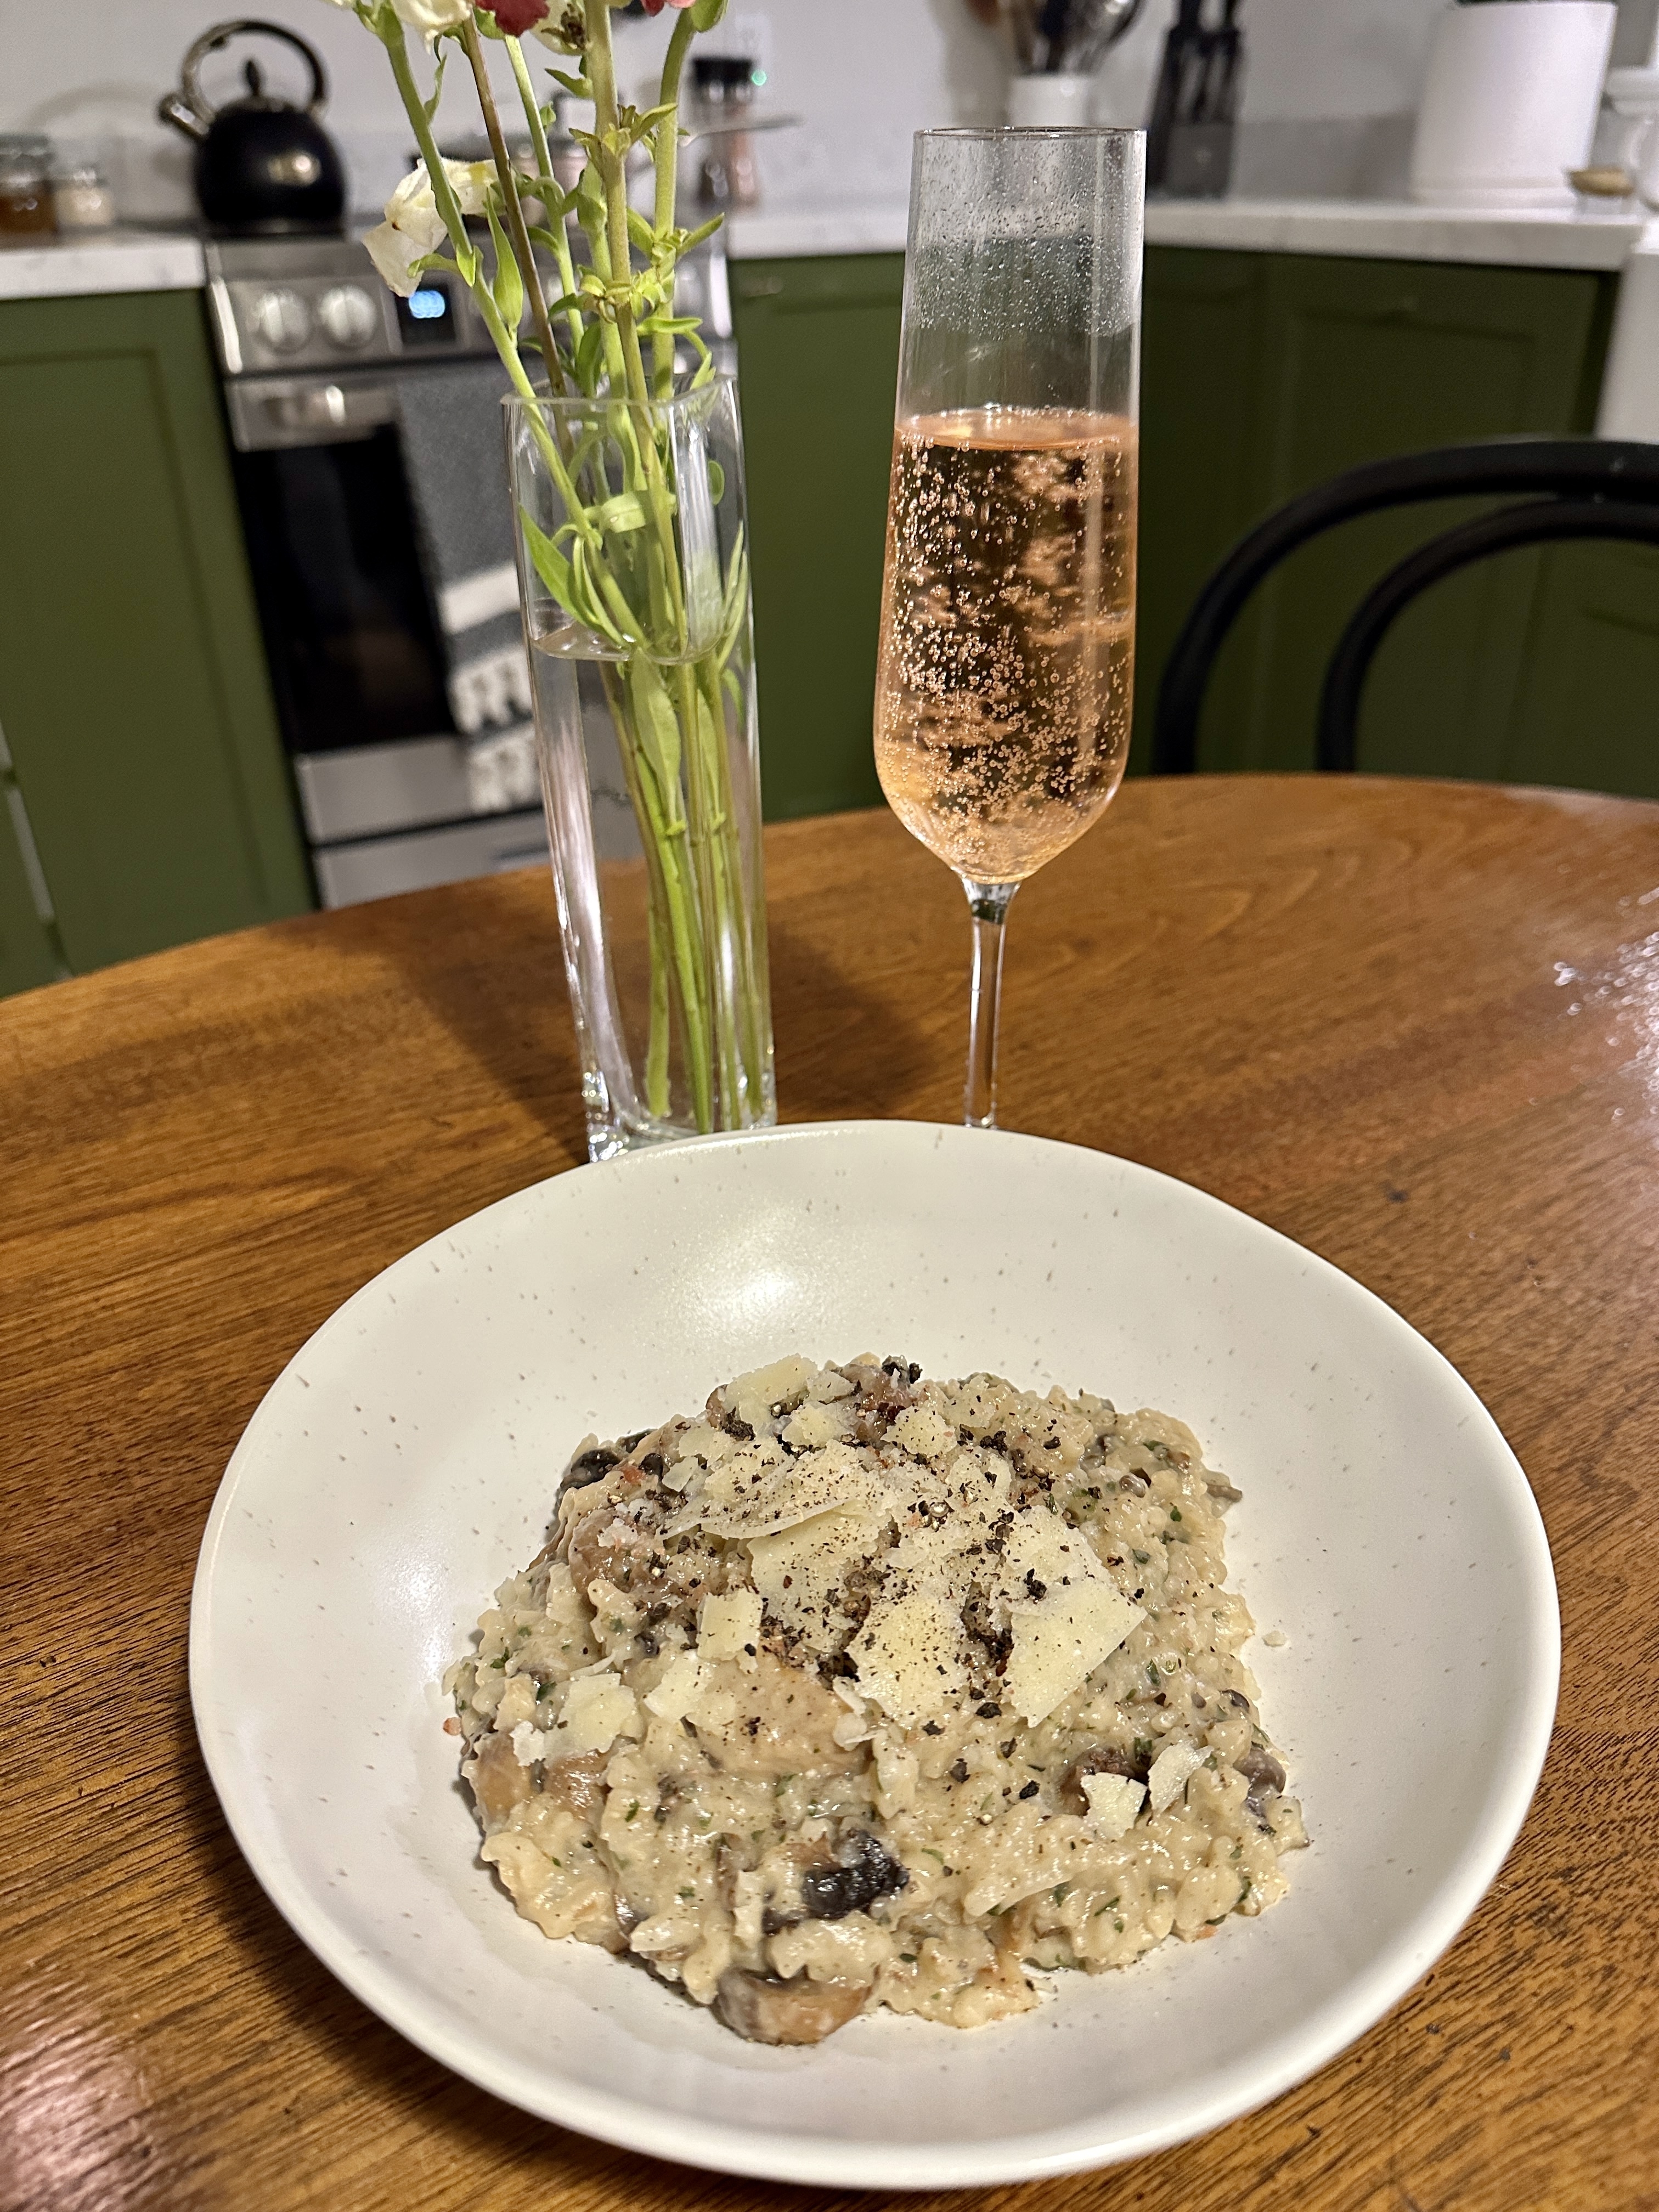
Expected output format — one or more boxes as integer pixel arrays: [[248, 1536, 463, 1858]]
[[481, 0, 550, 31]]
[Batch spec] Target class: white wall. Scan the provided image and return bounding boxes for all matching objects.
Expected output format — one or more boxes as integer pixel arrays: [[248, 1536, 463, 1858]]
[[0, 0, 1641, 220]]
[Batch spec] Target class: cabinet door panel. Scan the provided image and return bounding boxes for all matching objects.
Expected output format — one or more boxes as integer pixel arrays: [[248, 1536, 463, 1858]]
[[1136, 250, 1615, 785], [1502, 540, 1659, 798], [1132, 249, 1267, 776], [1250, 258, 1607, 777], [0, 290, 311, 978], [732, 255, 904, 820]]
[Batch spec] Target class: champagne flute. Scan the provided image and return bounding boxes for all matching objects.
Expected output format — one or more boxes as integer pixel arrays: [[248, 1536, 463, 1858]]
[[874, 127, 1144, 1127]]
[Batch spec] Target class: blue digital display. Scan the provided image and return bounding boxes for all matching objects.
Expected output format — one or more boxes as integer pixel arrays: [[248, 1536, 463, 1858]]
[[395, 276, 458, 347]]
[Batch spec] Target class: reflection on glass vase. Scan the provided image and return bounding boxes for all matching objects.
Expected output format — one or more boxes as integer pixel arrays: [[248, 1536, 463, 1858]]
[[506, 377, 775, 1159]]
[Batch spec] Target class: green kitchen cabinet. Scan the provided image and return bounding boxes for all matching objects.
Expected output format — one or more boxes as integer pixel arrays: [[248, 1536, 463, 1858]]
[[1132, 247, 1651, 791], [732, 254, 904, 820], [0, 288, 312, 984], [731, 242, 1651, 817]]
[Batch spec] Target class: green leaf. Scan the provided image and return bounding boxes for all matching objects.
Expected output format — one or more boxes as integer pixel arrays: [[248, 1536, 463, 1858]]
[[595, 492, 648, 534], [575, 317, 607, 394], [422, 46, 448, 125], [680, 213, 724, 250], [487, 204, 524, 332], [549, 68, 585, 98], [518, 508, 575, 613], [570, 536, 635, 648], [716, 524, 748, 668], [628, 657, 684, 808]]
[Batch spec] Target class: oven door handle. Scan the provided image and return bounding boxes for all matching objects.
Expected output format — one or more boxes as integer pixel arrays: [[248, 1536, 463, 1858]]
[[227, 375, 398, 453]]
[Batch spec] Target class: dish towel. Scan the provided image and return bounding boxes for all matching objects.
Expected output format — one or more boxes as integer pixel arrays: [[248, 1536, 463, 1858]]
[[396, 356, 539, 812]]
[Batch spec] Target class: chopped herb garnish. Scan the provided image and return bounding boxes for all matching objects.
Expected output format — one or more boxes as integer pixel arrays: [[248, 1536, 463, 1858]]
[[624, 1801, 640, 1821]]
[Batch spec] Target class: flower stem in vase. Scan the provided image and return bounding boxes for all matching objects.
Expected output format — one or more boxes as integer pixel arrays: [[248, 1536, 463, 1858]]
[[351, 0, 774, 1152]]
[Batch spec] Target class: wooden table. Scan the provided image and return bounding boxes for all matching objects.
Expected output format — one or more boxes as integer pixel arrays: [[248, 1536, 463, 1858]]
[[5, 775, 1658, 2212]]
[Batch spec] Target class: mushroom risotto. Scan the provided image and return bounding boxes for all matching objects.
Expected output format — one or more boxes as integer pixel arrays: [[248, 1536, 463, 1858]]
[[443, 1355, 1305, 2043]]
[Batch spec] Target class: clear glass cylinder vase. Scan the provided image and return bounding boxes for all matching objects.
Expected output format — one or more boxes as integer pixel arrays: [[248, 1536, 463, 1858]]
[[506, 377, 775, 1159]]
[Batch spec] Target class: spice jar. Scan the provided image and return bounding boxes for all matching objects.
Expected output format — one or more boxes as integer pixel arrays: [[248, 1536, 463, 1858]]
[[0, 135, 55, 241], [51, 146, 115, 231]]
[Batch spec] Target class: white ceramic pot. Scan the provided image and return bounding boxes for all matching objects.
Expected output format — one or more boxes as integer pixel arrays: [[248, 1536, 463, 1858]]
[[1409, 0, 1617, 208], [1007, 74, 1096, 128]]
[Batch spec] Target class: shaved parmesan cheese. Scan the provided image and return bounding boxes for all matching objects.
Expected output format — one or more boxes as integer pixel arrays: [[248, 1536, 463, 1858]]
[[696, 1587, 761, 1664], [644, 1649, 708, 1721], [679, 1439, 886, 1540], [781, 1397, 851, 1449], [661, 1420, 736, 1492], [1081, 1770, 1144, 1841], [555, 1672, 640, 1756], [1146, 1737, 1206, 1814], [851, 1589, 967, 1727], [890, 1402, 958, 1463], [725, 1354, 820, 1435], [748, 1508, 876, 1653], [509, 1719, 548, 1767], [1003, 1576, 1144, 1725]]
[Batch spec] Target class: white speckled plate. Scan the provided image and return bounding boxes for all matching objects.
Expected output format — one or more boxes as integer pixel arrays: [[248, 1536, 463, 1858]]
[[191, 1121, 1558, 2188]]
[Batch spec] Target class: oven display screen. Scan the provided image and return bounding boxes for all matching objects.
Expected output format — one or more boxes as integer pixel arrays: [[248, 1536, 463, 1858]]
[[395, 276, 457, 347]]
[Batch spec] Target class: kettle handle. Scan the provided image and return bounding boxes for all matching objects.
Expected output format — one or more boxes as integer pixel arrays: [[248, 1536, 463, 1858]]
[[157, 17, 331, 139]]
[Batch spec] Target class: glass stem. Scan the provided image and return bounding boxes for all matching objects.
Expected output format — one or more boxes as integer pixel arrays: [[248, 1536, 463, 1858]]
[[962, 878, 1019, 1130]]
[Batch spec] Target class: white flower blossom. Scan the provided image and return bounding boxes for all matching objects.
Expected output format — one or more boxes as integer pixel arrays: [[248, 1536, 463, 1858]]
[[391, 0, 472, 35], [362, 158, 493, 296]]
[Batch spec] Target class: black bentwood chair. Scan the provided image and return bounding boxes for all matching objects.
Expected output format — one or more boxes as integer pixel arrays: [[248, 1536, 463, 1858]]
[[1152, 438, 1659, 776]]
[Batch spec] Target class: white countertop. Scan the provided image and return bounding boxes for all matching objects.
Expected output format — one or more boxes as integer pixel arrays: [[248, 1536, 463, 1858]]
[[724, 201, 910, 261], [725, 193, 1650, 270], [1, 196, 1650, 306], [1143, 195, 1647, 271], [0, 227, 205, 301]]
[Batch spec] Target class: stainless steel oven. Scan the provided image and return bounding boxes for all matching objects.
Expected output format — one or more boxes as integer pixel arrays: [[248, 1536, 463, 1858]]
[[209, 230, 737, 908], [209, 233, 548, 906]]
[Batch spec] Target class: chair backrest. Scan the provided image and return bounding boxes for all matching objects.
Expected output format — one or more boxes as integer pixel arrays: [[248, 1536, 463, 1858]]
[[1150, 438, 1659, 776]]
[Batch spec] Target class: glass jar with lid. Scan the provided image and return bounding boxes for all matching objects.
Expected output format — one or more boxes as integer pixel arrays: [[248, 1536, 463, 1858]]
[[0, 133, 55, 241], [50, 144, 116, 231]]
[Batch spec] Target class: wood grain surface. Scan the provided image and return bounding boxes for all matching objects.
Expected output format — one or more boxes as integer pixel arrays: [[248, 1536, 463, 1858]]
[[4, 775, 1658, 2212]]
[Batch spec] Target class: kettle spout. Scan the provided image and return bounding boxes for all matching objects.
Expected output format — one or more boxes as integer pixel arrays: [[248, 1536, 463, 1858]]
[[157, 90, 210, 142]]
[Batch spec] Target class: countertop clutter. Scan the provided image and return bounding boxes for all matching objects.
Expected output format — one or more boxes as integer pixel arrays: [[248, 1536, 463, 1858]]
[[4, 777, 1659, 2208]]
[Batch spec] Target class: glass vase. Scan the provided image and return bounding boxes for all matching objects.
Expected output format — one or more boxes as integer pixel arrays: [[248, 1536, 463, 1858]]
[[506, 377, 775, 1159]]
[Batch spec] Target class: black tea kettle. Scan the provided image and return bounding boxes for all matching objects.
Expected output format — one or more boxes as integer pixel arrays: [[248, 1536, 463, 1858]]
[[159, 19, 346, 234]]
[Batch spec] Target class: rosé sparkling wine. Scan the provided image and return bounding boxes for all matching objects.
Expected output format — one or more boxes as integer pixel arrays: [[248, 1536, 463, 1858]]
[[874, 405, 1137, 884]]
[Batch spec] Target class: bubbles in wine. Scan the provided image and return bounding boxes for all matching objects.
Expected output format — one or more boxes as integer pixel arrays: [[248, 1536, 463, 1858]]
[[874, 407, 1137, 882]]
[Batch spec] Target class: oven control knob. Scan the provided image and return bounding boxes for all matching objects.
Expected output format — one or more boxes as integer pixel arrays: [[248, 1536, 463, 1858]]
[[250, 286, 312, 353], [318, 284, 379, 349]]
